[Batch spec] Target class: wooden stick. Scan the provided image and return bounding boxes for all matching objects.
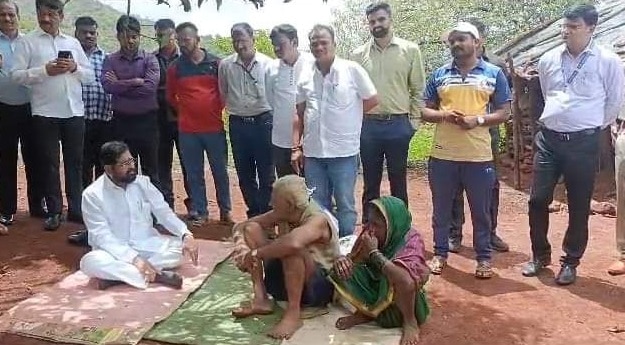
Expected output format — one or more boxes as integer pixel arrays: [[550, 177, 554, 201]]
[[508, 53, 523, 190]]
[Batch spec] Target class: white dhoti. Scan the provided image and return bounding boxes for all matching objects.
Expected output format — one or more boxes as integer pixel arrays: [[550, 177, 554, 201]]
[[80, 236, 184, 289]]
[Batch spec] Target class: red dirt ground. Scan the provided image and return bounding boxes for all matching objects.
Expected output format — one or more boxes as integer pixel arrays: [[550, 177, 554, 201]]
[[1, 164, 624, 345]]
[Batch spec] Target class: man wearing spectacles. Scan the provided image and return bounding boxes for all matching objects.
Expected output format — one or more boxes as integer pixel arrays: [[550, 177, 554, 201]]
[[79, 141, 199, 290], [219, 23, 275, 219]]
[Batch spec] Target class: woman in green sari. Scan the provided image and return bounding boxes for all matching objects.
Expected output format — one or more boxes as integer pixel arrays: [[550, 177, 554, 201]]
[[329, 196, 430, 345]]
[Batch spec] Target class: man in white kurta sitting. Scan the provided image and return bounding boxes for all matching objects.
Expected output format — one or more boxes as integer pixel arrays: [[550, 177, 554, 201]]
[[80, 141, 199, 290]]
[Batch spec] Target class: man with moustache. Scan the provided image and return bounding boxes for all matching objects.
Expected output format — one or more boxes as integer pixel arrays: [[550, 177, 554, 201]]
[[422, 22, 511, 279], [102, 15, 161, 191], [522, 4, 624, 285], [219, 23, 274, 218], [80, 141, 199, 290], [154, 18, 192, 212], [292, 24, 379, 237], [11, 0, 94, 231], [350, 2, 425, 223], [68, 16, 112, 245], [167, 22, 232, 226], [265, 24, 314, 177], [0, 0, 45, 230]]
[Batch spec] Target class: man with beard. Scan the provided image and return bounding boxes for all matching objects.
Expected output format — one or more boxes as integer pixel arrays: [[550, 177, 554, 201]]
[[422, 22, 511, 279], [166, 22, 232, 226], [68, 16, 112, 246], [0, 0, 45, 230], [102, 15, 161, 191], [292, 24, 378, 237], [11, 0, 94, 231], [350, 2, 425, 223], [265, 24, 314, 177], [219, 23, 274, 219], [79, 141, 199, 290], [522, 4, 624, 285]]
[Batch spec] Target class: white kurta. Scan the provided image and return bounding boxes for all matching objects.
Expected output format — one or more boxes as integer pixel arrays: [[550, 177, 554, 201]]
[[79, 174, 192, 289]]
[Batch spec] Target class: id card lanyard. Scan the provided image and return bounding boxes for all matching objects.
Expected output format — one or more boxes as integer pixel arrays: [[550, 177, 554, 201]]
[[561, 46, 592, 92]]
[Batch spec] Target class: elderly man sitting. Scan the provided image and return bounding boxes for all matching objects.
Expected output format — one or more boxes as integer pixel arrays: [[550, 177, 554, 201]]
[[231, 175, 341, 340], [80, 141, 199, 290]]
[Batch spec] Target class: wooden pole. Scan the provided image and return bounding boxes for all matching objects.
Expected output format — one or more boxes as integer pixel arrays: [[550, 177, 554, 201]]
[[126, 0, 131, 15], [508, 53, 522, 190]]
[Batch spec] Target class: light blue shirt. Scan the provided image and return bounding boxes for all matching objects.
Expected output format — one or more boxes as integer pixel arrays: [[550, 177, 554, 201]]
[[0, 31, 30, 105]]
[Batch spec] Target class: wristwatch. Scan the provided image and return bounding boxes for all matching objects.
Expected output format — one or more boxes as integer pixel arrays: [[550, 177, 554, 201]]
[[476, 116, 485, 126]]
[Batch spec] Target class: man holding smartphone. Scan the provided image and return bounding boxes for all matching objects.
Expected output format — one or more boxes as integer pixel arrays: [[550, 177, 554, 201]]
[[11, 0, 94, 231]]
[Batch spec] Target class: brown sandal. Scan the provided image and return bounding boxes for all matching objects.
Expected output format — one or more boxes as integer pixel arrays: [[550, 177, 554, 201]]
[[429, 256, 447, 275], [475, 261, 494, 279]]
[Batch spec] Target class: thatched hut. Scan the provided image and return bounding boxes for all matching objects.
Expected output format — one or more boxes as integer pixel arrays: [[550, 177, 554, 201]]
[[494, 0, 625, 190]]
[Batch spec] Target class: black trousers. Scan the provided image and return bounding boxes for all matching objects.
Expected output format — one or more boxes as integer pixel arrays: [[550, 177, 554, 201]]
[[158, 115, 190, 208], [113, 111, 161, 191], [83, 119, 113, 188], [32, 115, 85, 216], [528, 127, 600, 266], [273, 145, 297, 178], [0, 102, 44, 216]]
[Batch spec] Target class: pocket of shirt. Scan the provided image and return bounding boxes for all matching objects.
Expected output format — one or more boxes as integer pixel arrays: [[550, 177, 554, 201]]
[[574, 71, 600, 97]]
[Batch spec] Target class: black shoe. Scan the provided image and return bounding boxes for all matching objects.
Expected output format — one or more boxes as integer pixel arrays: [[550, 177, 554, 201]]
[[44, 214, 62, 231], [521, 258, 551, 277], [0, 214, 14, 226], [154, 271, 183, 289], [491, 234, 510, 252], [67, 213, 84, 224], [449, 239, 462, 253], [555, 265, 577, 286], [68, 229, 88, 246]]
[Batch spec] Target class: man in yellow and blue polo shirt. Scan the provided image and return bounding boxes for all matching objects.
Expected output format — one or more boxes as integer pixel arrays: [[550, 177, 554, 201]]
[[422, 22, 511, 279]]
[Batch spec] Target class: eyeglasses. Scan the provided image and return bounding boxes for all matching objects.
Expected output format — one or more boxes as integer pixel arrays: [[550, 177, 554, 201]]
[[116, 157, 136, 167]]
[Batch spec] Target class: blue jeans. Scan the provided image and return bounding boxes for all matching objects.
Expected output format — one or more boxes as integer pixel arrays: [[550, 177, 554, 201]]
[[428, 157, 495, 262], [304, 155, 358, 237], [229, 112, 275, 218], [179, 131, 231, 216]]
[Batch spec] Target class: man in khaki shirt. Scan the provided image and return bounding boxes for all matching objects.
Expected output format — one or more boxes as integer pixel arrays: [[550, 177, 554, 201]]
[[350, 2, 425, 222]]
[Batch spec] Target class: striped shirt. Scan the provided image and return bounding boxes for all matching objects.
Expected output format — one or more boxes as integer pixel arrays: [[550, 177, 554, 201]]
[[424, 59, 511, 162], [82, 47, 111, 121]]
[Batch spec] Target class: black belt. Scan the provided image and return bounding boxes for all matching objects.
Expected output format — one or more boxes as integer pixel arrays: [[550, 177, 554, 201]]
[[230, 111, 271, 124], [365, 113, 408, 121], [541, 126, 600, 141]]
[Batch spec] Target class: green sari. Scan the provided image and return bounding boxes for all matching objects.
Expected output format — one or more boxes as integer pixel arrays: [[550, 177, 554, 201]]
[[328, 196, 429, 328]]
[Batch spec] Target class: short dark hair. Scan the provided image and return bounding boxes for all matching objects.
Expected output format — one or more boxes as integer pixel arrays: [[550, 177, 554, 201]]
[[175, 21, 198, 34], [0, 0, 20, 16], [116, 15, 141, 34], [154, 18, 175, 31], [466, 17, 486, 38], [35, 0, 64, 13], [309, 24, 335, 42], [270, 24, 298, 45], [75, 16, 97, 28], [564, 3, 599, 27], [100, 141, 129, 166], [365, 2, 391, 17], [231, 22, 254, 37]]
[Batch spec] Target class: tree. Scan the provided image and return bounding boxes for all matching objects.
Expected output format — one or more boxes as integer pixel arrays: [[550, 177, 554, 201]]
[[207, 30, 276, 58]]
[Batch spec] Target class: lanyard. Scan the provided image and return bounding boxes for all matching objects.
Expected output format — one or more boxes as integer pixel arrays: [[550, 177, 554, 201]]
[[562, 49, 591, 89]]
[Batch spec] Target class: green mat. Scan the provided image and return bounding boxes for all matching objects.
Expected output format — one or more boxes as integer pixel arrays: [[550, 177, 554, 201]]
[[144, 261, 283, 345]]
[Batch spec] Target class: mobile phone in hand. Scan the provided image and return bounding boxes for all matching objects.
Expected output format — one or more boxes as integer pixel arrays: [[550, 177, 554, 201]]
[[57, 50, 73, 59]]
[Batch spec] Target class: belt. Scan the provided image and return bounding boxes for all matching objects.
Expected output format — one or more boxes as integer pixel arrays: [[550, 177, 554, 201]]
[[230, 112, 271, 124], [365, 113, 408, 121], [541, 126, 600, 141]]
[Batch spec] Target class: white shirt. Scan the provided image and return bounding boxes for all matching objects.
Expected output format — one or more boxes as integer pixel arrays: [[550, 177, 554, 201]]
[[10, 28, 94, 118], [82, 174, 191, 264], [296, 58, 377, 158], [265, 52, 314, 148], [538, 42, 625, 132], [218, 52, 272, 116]]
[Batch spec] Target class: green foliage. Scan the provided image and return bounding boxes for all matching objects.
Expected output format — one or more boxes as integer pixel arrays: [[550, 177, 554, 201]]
[[207, 30, 276, 58]]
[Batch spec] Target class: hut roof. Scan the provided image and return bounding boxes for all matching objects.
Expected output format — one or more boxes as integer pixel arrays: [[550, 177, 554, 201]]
[[495, 0, 625, 68]]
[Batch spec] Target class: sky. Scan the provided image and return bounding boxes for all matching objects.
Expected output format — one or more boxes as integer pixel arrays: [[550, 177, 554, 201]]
[[100, 0, 344, 37]]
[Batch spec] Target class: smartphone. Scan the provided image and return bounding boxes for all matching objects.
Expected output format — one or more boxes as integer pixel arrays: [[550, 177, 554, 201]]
[[57, 50, 73, 59]]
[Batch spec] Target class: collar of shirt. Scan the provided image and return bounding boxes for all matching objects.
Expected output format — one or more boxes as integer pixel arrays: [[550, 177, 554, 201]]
[[35, 27, 70, 39], [155, 46, 180, 61], [114, 49, 148, 62], [0, 30, 21, 41], [368, 35, 400, 52], [87, 46, 104, 56], [560, 39, 596, 59], [235, 53, 259, 68], [444, 58, 487, 73], [179, 48, 215, 65]]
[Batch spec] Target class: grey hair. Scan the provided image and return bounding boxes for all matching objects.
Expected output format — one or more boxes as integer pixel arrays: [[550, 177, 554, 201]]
[[273, 175, 311, 210]]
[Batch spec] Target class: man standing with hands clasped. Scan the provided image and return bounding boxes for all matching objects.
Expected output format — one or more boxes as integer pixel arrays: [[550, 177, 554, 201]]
[[522, 4, 624, 285]]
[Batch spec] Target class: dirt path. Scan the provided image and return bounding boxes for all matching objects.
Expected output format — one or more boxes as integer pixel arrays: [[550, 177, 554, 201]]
[[1, 167, 624, 345]]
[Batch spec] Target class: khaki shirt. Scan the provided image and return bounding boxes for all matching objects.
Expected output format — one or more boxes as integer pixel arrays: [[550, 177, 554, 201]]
[[350, 36, 425, 128], [218, 52, 272, 116]]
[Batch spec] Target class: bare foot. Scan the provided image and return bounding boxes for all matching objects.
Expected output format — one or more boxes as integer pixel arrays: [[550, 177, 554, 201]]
[[231, 299, 273, 318], [400, 323, 420, 345], [335, 312, 372, 330], [267, 310, 303, 340]]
